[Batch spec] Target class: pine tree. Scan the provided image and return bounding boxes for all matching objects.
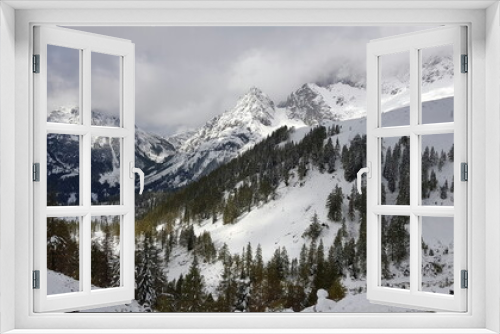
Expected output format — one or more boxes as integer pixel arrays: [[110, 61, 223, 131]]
[[341, 145, 349, 171], [324, 138, 336, 173], [448, 144, 454, 162], [348, 184, 356, 221], [430, 147, 438, 166], [328, 277, 346, 302], [298, 244, 309, 285], [383, 147, 392, 181], [313, 240, 328, 291], [223, 195, 239, 225], [330, 229, 344, 277], [380, 216, 391, 280], [335, 138, 341, 158], [381, 183, 387, 205], [430, 169, 438, 191], [356, 212, 367, 276], [217, 254, 237, 312], [341, 218, 348, 238], [218, 243, 230, 263], [327, 185, 343, 222], [298, 158, 307, 180], [396, 144, 410, 206], [438, 150, 447, 171], [245, 242, 253, 278], [344, 237, 358, 279], [384, 147, 396, 193], [440, 180, 449, 200], [422, 168, 430, 199], [386, 216, 410, 264], [136, 232, 165, 310], [303, 213, 323, 240], [182, 255, 205, 311]]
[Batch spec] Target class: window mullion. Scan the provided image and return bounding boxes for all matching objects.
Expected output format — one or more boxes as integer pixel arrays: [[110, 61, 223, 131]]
[[82, 47, 92, 295], [409, 47, 420, 294]]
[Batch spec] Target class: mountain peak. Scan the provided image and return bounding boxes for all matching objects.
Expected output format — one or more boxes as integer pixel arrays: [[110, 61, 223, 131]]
[[230, 87, 275, 126], [248, 86, 263, 96]]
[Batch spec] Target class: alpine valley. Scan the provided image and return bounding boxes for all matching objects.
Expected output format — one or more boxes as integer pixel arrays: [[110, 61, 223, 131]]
[[47, 54, 456, 312]]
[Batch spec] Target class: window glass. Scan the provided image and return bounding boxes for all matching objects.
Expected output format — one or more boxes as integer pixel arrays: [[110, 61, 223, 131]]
[[91, 137, 121, 205], [91, 216, 121, 289], [47, 134, 80, 206], [421, 45, 454, 124], [380, 51, 410, 127], [380, 215, 410, 290], [47, 45, 81, 124], [47, 217, 81, 295], [91, 52, 121, 126], [421, 217, 454, 295], [421, 133, 454, 206]]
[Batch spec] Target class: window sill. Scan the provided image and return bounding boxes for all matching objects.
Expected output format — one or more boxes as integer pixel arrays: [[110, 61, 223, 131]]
[[3, 330, 498, 334]]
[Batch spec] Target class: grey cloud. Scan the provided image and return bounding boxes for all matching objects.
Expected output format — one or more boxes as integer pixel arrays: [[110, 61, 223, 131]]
[[62, 26, 432, 136]]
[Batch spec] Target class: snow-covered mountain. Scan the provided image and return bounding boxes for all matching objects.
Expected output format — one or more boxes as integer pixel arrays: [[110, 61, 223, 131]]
[[145, 87, 305, 190], [280, 55, 453, 127], [168, 130, 197, 151], [180, 87, 277, 153], [280, 82, 366, 125], [47, 107, 176, 204], [48, 55, 453, 196]]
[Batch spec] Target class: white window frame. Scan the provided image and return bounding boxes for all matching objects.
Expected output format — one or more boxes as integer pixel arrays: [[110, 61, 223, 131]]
[[365, 26, 467, 312], [1, 2, 499, 333], [33, 25, 136, 312]]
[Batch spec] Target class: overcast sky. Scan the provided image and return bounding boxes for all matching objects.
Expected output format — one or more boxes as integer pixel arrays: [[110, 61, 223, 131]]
[[50, 26, 433, 136]]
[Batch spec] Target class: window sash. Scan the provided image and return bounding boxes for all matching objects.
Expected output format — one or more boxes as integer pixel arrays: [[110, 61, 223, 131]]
[[366, 26, 467, 312], [32, 25, 136, 313]]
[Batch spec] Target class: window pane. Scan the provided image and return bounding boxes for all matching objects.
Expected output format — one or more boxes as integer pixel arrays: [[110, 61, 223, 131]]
[[91, 137, 121, 205], [421, 217, 454, 295], [421, 133, 454, 206], [47, 45, 80, 124], [381, 215, 410, 290], [47, 217, 80, 295], [91, 52, 121, 126], [91, 216, 121, 289], [47, 134, 80, 206], [421, 45, 454, 124], [380, 51, 410, 127], [380, 136, 410, 205]]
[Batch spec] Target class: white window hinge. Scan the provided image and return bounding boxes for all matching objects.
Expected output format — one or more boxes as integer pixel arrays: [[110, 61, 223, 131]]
[[461, 270, 468, 289], [33, 163, 40, 182], [33, 54, 40, 73], [33, 270, 40, 289], [461, 54, 468, 73]]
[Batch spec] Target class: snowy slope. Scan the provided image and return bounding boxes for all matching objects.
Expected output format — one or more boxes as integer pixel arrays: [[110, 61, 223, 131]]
[[161, 96, 455, 309], [184, 98, 454, 261], [300, 289, 417, 313], [47, 270, 145, 312]]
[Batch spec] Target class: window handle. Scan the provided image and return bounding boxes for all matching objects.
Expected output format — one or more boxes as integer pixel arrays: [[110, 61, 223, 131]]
[[357, 162, 371, 194], [129, 162, 144, 195]]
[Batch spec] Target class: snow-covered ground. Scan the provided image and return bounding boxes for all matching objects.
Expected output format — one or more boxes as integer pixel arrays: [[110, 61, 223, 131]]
[[47, 270, 145, 312], [300, 289, 418, 313], [47, 270, 419, 313]]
